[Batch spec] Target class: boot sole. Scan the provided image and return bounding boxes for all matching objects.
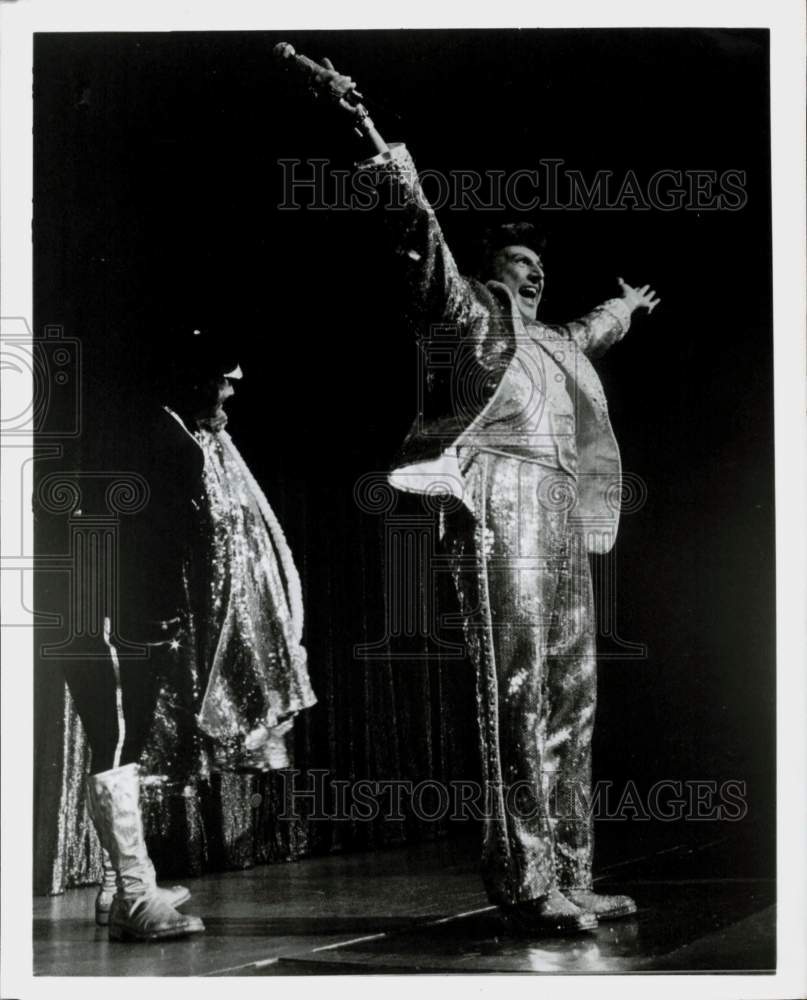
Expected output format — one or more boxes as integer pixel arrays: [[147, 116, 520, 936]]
[[108, 921, 205, 942]]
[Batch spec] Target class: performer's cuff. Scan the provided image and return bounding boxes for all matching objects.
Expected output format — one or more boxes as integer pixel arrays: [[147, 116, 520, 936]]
[[600, 297, 632, 337], [355, 142, 412, 172]]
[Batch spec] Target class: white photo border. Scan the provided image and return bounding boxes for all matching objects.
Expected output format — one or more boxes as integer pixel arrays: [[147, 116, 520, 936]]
[[2, 2, 804, 999]]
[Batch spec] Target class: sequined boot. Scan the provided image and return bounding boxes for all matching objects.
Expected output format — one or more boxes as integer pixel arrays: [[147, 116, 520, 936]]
[[94, 848, 192, 927], [87, 763, 205, 942], [501, 887, 599, 935], [563, 889, 637, 920]]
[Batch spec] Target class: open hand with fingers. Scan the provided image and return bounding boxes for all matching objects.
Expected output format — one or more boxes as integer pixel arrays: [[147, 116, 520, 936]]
[[617, 277, 661, 315]]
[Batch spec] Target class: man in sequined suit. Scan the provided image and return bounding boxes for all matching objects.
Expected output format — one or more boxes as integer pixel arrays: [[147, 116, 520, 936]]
[[310, 60, 659, 934], [372, 160, 658, 933], [374, 171, 659, 933]]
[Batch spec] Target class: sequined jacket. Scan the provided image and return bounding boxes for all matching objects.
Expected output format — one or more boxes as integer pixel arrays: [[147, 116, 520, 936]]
[[358, 143, 633, 554]]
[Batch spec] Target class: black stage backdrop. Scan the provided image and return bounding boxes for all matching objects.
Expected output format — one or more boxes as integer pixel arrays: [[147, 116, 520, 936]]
[[33, 29, 774, 892]]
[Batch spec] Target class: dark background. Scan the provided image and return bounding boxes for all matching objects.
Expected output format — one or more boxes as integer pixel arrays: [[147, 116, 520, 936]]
[[33, 29, 774, 885]]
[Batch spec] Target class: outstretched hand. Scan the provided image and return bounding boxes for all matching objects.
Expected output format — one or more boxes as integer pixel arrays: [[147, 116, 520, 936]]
[[617, 277, 661, 315]]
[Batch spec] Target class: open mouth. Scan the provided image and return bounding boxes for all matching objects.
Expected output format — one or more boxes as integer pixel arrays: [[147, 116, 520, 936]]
[[519, 284, 541, 303]]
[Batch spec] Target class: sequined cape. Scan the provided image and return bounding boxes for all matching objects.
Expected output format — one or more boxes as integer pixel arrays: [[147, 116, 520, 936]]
[[190, 426, 316, 768], [143, 419, 317, 777], [357, 143, 633, 553]]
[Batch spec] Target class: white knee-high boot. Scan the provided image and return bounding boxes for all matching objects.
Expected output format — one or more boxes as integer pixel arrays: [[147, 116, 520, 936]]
[[86, 763, 204, 941]]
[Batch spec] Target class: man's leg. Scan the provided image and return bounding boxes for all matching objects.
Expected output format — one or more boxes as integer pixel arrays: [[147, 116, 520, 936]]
[[63, 627, 201, 939], [62, 640, 122, 776], [542, 528, 597, 890], [62, 625, 162, 772], [544, 531, 637, 920], [446, 455, 595, 930]]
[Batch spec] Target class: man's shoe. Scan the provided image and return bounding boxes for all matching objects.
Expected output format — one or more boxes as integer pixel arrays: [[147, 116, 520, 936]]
[[87, 763, 205, 942], [95, 849, 191, 927], [563, 889, 637, 920], [501, 887, 598, 935], [107, 892, 204, 942]]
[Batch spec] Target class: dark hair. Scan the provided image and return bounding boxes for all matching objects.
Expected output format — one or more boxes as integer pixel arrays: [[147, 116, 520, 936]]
[[470, 222, 548, 280], [148, 323, 242, 410]]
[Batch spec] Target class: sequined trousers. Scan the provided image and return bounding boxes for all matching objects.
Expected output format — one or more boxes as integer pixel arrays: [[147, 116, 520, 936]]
[[444, 451, 597, 906]]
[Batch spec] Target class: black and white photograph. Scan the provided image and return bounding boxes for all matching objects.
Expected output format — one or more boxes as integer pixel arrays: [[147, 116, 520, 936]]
[[1, 1, 804, 994]]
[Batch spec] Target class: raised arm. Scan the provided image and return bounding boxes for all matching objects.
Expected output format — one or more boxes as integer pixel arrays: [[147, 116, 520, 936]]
[[562, 278, 661, 359], [283, 49, 486, 334], [355, 144, 488, 332]]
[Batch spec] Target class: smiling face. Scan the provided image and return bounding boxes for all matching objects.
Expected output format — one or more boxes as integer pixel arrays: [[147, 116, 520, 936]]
[[491, 244, 545, 321]]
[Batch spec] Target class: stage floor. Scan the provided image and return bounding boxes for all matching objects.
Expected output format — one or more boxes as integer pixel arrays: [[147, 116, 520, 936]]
[[34, 829, 775, 976]]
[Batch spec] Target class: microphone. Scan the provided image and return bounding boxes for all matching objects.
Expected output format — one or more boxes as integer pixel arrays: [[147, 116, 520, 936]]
[[273, 42, 364, 103], [273, 42, 388, 155]]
